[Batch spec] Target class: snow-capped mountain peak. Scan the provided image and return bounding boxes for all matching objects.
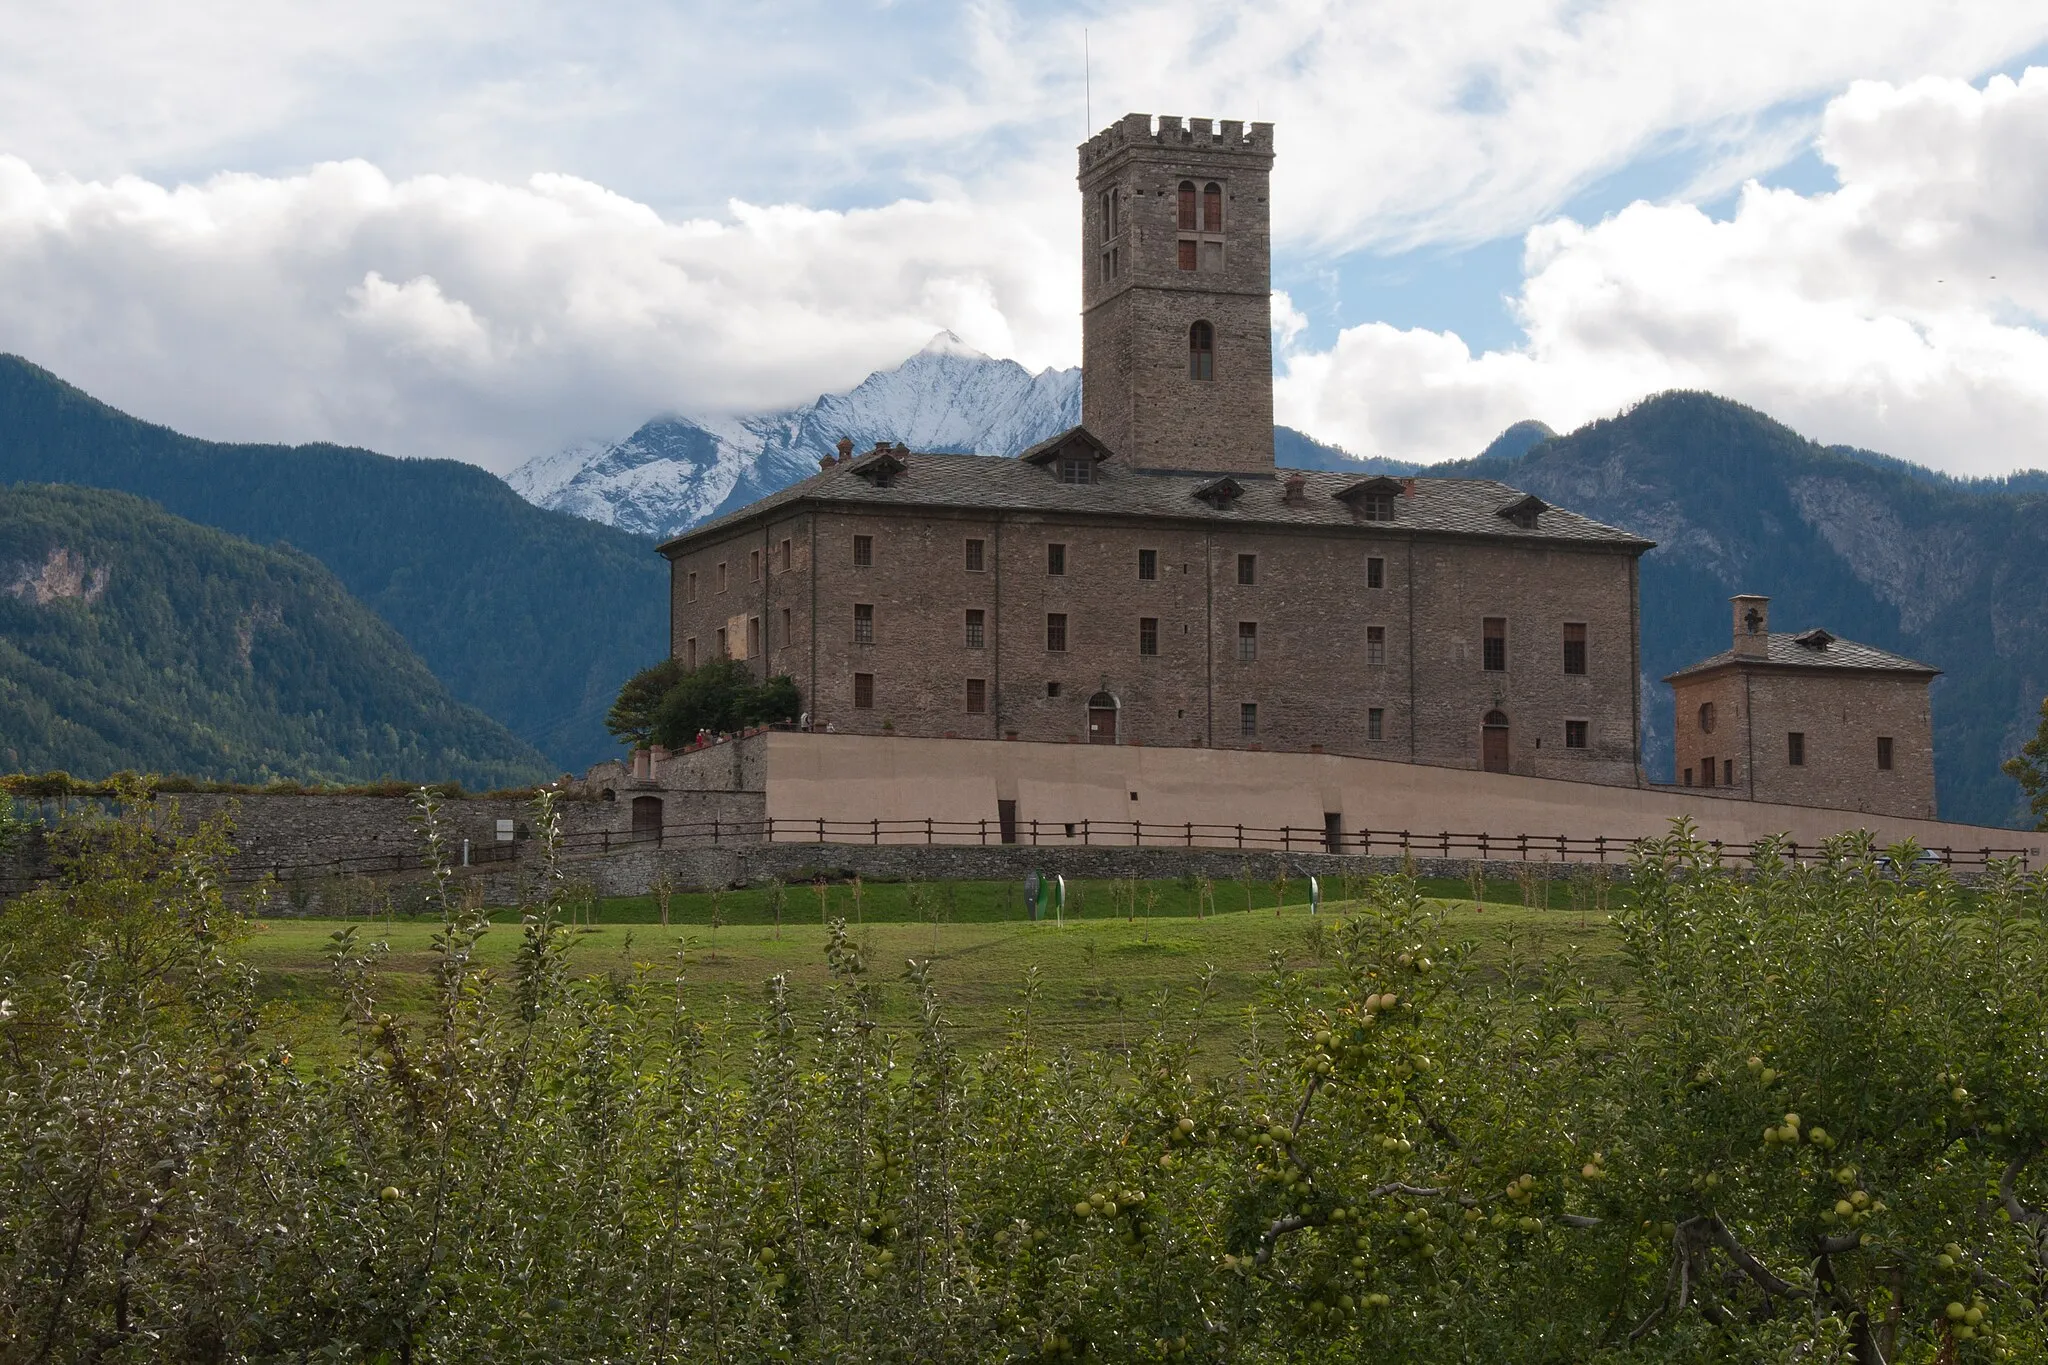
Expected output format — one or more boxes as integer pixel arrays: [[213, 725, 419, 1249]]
[[507, 345, 1081, 540]]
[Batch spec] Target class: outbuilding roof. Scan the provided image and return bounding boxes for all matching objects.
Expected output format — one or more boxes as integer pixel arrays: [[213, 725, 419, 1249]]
[[656, 435, 1653, 555], [1664, 632, 1940, 682]]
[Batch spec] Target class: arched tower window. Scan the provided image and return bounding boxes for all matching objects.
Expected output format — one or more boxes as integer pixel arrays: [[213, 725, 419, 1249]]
[[1203, 182, 1223, 232], [1177, 181, 1197, 231], [1189, 322, 1214, 380]]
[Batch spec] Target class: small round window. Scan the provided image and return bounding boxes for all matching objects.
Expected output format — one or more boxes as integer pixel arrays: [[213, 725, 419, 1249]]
[[1698, 702, 1717, 734]]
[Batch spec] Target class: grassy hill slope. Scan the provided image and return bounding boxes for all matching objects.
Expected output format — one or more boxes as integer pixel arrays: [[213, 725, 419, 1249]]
[[0, 356, 665, 770], [0, 483, 552, 788]]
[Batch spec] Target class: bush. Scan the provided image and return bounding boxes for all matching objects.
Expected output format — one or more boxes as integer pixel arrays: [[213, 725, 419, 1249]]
[[2, 808, 2045, 1361]]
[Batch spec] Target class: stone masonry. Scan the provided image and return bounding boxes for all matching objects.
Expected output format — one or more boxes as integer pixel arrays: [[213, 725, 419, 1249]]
[[1078, 115, 1276, 476]]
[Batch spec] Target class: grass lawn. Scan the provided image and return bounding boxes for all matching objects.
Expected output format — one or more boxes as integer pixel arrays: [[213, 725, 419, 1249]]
[[241, 876, 1626, 1071]]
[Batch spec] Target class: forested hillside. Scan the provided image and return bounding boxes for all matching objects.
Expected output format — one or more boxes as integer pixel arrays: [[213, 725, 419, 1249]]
[[0, 356, 665, 769], [1454, 393, 2048, 826], [0, 484, 551, 788]]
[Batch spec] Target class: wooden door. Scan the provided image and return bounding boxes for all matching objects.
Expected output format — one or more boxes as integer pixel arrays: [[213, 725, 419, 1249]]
[[1481, 713, 1510, 773], [631, 795, 665, 844], [1088, 707, 1117, 744]]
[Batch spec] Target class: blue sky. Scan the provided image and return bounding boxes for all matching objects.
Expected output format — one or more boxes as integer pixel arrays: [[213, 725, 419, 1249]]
[[2, 2, 2048, 474]]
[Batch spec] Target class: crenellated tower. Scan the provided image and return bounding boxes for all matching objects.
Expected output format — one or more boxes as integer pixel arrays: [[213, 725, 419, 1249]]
[[1078, 113, 1276, 476]]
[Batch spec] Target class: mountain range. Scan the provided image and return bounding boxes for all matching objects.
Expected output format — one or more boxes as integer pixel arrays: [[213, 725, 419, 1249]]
[[2, 344, 2043, 826], [509, 332, 1383, 540], [0, 356, 665, 772], [0, 483, 549, 788]]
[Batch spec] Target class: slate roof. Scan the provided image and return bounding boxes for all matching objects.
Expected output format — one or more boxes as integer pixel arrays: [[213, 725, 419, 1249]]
[[656, 438, 1653, 555], [1664, 633, 1940, 682]]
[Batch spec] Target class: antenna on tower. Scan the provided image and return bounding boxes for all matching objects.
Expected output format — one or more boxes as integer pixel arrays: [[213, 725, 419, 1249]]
[[1084, 28, 1091, 134]]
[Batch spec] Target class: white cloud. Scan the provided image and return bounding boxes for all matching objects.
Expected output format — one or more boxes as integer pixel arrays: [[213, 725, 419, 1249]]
[[1275, 70, 2048, 477], [0, 157, 1074, 469]]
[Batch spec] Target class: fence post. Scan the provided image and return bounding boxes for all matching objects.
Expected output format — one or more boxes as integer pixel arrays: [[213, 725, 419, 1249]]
[[817, 817, 825, 844], [1282, 825, 1290, 852], [1518, 833, 1528, 859], [873, 818, 880, 846], [1134, 819, 1142, 848], [980, 819, 987, 845], [1557, 834, 1566, 859], [1185, 822, 1193, 848], [1031, 819, 1039, 846], [1237, 824, 1244, 850], [1479, 833, 1488, 858], [713, 818, 720, 846], [1082, 820, 1090, 846], [926, 817, 933, 846]]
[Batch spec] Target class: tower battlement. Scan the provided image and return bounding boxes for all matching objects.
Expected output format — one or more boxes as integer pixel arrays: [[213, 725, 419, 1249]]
[[1079, 113, 1274, 174]]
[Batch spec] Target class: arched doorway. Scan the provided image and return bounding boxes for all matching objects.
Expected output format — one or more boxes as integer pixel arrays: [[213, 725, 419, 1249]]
[[1087, 691, 1119, 745], [1481, 711, 1510, 773], [630, 795, 664, 845]]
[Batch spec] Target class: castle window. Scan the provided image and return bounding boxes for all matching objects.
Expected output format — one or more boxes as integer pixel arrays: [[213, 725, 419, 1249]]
[[716, 627, 728, 657], [1237, 553, 1256, 585], [717, 562, 728, 593], [685, 636, 697, 669], [686, 571, 697, 602], [1366, 556, 1384, 589], [1563, 622, 1587, 675], [1240, 702, 1258, 738], [1360, 493, 1394, 521], [1701, 755, 1715, 787], [1367, 625, 1386, 666], [1565, 720, 1588, 749], [1787, 732, 1806, 766], [1138, 548, 1157, 580], [1203, 181, 1223, 232], [966, 678, 987, 714], [779, 538, 792, 572], [1482, 617, 1507, 672], [1189, 322, 1214, 380], [1099, 186, 1121, 240], [1178, 180, 1196, 231], [1178, 239, 1198, 272], [1698, 701, 1716, 733], [854, 673, 874, 709], [750, 549, 760, 582], [1683, 767, 1693, 786], [781, 607, 792, 646], [853, 534, 873, 567], [965, 609, 985, 649], [1046, 613, 1067, 652], [1139, 617, 1158, 656], [1058, 454, 1093, 485], [1046, 543, 1066, 575], [964, 538, 985, 572], [1100, 247, 1119, 282], [853, 603, 874, 644], [1724, 758, 1734, 786], [746, 616, 760, 657], [1047, 681, 1061, 697], [1237, 621, 1257, 662], [1877, 736, 1893, 771], [1368, 707, 1384, 741]]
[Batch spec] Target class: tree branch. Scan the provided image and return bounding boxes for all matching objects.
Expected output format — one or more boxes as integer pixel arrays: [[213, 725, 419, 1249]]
[[1998, 1146, 2047, 1231]]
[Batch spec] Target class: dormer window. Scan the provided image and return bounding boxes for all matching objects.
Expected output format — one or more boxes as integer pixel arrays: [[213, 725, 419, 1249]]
[[1496, 493, 1549, 530], [1059, 454, 1093, 485], [1019, 426, 1112, 481], [849, 447, 908, 487], [1189, 322, 1214, 380], [1335, 475, 1404, 521], [1794, 628, 1836, 651], [1193, 476, 1244, 508]]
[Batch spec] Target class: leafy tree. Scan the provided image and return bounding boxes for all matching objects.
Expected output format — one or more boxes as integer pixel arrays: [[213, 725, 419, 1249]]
[[603, 656, 801, 748], [2001, 695, 2048, 829], [604, 656, 688, 746]]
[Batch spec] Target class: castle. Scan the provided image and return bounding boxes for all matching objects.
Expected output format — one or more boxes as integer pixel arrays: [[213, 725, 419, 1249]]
[[646, 113, 1948, 831]]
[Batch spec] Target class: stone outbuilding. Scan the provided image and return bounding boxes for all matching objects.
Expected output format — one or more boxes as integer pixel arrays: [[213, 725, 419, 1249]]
[[1665, 595, 1940, 819]]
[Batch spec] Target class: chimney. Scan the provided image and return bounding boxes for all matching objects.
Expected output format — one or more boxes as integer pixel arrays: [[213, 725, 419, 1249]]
[[1402, 477, 1416, 496], [1282, 472, 1306, 504], [873, 440, 889, 453], [1731, 594, 1770, 658]]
